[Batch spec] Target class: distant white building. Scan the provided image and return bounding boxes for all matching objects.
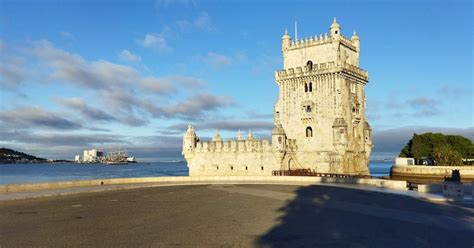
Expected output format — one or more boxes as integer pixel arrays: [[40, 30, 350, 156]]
[[83, 149, 104, 163], [395, 157, 415, 166], [74, 154, 81, 163]]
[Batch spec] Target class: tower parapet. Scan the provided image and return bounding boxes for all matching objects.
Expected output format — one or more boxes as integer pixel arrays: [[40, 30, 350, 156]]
[[275, 61, 368, 82]]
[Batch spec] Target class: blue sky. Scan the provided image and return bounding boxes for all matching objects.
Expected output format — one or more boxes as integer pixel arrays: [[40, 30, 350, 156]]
[[0, 0, 472, 160]]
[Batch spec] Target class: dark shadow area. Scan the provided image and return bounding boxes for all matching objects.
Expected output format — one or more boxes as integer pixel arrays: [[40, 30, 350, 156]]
[[256, 185, 474, 248]]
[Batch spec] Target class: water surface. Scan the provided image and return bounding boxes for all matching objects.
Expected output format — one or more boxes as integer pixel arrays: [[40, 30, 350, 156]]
[[0, 161, 392, 184]]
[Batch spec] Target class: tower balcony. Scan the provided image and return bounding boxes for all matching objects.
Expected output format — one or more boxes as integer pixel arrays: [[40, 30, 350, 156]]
[[275, 61, 368, 83]]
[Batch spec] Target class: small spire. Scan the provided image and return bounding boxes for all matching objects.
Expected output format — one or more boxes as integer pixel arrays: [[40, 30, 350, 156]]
[[333, 17, 337, 23], [351, 30, 359, 41], [248, 129, 254, 140], [285, 29, 288, 35], [237, 129, 243, 140]]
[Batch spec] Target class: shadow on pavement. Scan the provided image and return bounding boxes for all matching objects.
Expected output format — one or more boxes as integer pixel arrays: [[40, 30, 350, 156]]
[[255, 185, 473, 248]]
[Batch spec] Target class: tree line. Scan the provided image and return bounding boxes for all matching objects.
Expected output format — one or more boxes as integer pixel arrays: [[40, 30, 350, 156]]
[[399, 133, 473, 166]]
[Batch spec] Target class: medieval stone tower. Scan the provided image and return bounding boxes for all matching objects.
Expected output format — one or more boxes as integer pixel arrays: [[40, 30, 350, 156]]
[[183, 18, 372, 176]]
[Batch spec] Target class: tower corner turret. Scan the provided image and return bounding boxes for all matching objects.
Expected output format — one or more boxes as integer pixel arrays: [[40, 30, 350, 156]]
[[182, 124, 197, 156]]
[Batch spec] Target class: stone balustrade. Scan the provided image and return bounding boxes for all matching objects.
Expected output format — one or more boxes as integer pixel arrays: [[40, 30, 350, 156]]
[[275, 61, 368, 81]]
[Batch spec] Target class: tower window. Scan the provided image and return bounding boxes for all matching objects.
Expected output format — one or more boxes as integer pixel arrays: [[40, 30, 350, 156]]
[[304, 83, 308, 92], [306, 105, 312, 112], [335, 30, 338, 34], [306, 127, 313, 137], [306, 60, 313, 71], [231, 166, 234, 170], [309, 82, 312, 92]]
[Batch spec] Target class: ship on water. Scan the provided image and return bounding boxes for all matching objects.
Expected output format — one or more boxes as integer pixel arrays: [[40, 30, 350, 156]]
[[102, 150, 137, 165], [74, 148, 137, 164]]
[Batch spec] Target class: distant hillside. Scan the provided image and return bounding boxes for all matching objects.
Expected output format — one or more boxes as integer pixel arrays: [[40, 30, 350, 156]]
[[0, 148, 47, 164]]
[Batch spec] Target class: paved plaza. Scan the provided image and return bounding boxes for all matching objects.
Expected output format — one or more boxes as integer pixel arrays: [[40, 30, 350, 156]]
[[1, 184, 473, 247]]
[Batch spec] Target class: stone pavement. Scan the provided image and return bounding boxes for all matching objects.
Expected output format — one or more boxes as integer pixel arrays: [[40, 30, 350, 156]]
[[1, 184, 473, 247]]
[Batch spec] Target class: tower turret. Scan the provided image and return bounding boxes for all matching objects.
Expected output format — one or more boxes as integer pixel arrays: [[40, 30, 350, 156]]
[[272, 124, 286, 151], [330, 17, 341, 39], [183, 124, 197, 155], [351, 30, 360, 50], [212, 130, 222, 142], [282, 29, 291, 52], [236, 129, 243, 141], [332, 118, 348, 153], [247, 130, 254, 140]]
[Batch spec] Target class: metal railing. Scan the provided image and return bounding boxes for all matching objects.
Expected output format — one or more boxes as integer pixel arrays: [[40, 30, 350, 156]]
[[272, 169, 370, 178]]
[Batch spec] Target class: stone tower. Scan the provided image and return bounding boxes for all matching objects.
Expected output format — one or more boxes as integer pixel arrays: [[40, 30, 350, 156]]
[[274, 18, 372, 174], [183, 18, 372, 176]]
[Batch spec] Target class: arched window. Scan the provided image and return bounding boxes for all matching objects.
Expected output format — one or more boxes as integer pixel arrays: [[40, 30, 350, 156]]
[[307, 60, 313, 71], [304, 83, 308, 92], [306, 105, 312, 112], [309, 82, 313, 92], [306, 127, 313, 137]]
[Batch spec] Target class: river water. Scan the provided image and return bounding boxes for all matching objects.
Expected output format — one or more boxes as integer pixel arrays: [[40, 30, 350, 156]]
[[0, 161, 392, 185]]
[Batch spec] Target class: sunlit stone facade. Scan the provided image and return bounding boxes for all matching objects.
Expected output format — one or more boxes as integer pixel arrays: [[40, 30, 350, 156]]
[[183, 18, 372, 176]]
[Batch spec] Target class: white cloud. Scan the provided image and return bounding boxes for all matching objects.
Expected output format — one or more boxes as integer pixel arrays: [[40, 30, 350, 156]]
[[0, 106, 82, 130], [201, 52, 233, 69], [61, 31, 75, 40], [0, 56, 28, 90], [137, 33, 171, 52], [176, 12, 213, 32], [118, 49, 141, 62]]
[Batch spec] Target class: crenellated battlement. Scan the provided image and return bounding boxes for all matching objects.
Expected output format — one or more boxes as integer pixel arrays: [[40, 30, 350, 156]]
[[289, 33, 331, 48], [195, 139, 273, 153], [287, 33, 357, 52], [275, 61, 368, 81]]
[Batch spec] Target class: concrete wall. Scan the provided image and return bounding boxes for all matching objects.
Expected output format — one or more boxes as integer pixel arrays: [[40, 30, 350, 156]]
[[0, 176, 407, 193], [391, 165, 474, 183]]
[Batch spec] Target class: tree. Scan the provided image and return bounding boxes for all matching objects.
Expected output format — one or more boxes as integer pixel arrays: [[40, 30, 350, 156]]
[[433, 146, 463, 166], [399, 133, 473, 164]]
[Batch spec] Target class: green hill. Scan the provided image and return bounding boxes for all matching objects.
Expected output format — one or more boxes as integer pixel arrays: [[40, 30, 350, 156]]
[[0, 148, 47, 164]]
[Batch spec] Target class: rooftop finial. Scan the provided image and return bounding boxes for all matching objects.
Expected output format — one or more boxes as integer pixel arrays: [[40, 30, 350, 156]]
[[237, 129, 243, 140], [351, 29, 359, 41], [248, 129, 254, 140], [285, 29, 288, 35], [333, 17, 337, 23]]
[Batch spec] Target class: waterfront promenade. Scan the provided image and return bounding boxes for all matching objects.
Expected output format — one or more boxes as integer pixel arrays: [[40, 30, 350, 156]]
[[1, 183, 473, 247]]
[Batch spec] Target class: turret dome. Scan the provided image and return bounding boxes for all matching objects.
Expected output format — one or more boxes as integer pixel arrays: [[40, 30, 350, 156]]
[[272, 124, 286, 135], [351, 30, 359, 41], [282, 29, 290, 40], [330, 17, 340, 29]]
